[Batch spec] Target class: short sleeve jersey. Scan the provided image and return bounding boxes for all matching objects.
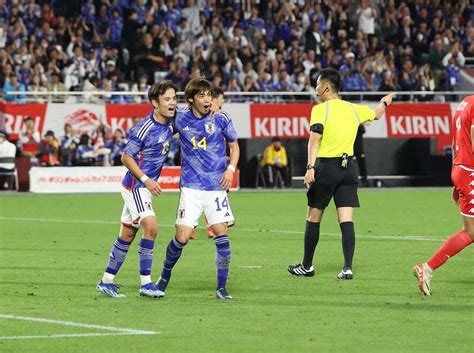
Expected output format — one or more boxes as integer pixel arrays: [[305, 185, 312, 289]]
[[175, 108, 238, 191], [453, 95, 474, 168], [310, 99, 375, 157], [121, 111, 175, 189]]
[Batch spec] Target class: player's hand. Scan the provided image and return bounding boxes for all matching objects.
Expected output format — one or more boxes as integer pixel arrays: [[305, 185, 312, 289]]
[[303, 168, 315, 188], [220, 169, 234, 190], [144, 179, 162, 197], [381, 92, 396, 106], [209, 101, 221, 116], [452, 186, 459, 205]]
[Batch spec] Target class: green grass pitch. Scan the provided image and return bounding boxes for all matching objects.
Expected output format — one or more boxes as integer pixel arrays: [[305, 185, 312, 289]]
[[0, 189, 472, 353]]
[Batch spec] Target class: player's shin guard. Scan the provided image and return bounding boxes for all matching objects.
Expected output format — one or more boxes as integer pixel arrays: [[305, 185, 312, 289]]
[[103, 237, 131, 282], [340, 222, 355, 269], [302, 221, 320, 269], [427, 230, 473, 270], [214, 235, 231, 290], [161, 236, 186, 281], [138, 238, 154, 285]]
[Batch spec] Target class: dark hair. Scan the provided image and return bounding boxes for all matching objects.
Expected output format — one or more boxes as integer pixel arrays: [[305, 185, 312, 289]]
[[271, 136, 281, 142], [184, 78, 212, 105], [210, 86, 224, 98], [147, 80, 178, 103], [24, 116, 33, 122], [318, 68, 342, 92]]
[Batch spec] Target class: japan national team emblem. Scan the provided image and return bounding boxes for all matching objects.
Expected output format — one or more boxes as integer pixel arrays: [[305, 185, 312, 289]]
[[178, 209, 185, 219], [205, 121, 216, 134]]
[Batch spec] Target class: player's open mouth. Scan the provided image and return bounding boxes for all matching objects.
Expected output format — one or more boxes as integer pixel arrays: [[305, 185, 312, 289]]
[[203, 104, 210, 110]]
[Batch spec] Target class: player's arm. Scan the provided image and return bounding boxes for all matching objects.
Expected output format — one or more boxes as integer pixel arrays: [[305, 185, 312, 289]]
[[471, 125, 474, 154], [121, 152, 162, 196], [373, 92, 396, 120], [304, 129, 321, 188], [220, 140, 240, 190]]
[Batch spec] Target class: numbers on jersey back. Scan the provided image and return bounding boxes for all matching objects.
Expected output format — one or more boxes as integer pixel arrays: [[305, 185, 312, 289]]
[[191, 136, 207, 150], [215, 197, 229, 211]]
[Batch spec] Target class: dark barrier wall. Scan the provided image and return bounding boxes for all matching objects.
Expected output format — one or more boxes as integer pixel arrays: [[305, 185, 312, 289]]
[[238, 138, 452, 187]]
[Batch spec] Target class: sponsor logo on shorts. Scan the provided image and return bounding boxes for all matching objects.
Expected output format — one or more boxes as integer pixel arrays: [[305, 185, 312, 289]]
[[178, 209, 185, 218]]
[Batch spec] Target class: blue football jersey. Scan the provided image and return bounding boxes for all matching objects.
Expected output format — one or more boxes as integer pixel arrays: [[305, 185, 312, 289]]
[[122, 111, 175, 189], [175, 108, 238, 191]]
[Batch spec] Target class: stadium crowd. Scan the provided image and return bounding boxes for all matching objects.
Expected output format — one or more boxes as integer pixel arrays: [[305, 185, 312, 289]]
[[0, 0, 473, 104]]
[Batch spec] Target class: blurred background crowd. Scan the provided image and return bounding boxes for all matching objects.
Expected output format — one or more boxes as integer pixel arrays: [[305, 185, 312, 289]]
[[1, 0, 473, 104]]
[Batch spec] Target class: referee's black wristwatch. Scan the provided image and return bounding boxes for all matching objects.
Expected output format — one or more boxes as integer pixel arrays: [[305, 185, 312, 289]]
[[306, 164, 314, 170]]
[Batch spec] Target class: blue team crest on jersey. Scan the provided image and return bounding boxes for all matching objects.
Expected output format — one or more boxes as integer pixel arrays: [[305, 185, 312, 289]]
[[205, 121, 216, 134]]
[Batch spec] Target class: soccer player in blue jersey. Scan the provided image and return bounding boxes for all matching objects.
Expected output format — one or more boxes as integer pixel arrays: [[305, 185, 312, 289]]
[[156, 78, 240, 300], [96, 81, 178, 298]]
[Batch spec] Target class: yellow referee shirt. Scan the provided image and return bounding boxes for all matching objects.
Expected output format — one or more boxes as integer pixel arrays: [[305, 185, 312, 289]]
[[310, 99, 375, 157]]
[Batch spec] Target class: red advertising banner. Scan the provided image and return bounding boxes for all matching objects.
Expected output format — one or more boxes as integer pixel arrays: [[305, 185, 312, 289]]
[[250, 103, 313, 138], [0, 103, 48, 139], [386, 104, 452, 154], [105, 104, 151, 133]]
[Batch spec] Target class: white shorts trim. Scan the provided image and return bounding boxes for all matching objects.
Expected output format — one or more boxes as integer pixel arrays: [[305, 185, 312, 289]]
[[175, 187, 235, 228], [120, 186, 155, 229], [460, 211, 474, 218]]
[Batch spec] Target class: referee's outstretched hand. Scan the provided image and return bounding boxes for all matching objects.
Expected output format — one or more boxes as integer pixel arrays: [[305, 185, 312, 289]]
[[381, 92, 396, 106], [304, 168, 315, 188]]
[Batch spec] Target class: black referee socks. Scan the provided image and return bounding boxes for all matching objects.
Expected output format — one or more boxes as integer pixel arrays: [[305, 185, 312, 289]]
[[302, 221, 320, 269], [340, 221, 355, 269]]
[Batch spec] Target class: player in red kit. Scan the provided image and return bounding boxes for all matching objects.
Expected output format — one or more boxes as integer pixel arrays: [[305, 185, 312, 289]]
[[413, 95, 474, 295]]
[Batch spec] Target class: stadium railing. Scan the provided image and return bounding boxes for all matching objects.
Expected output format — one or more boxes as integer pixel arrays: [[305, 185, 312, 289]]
[[4, 90, 474, 103]]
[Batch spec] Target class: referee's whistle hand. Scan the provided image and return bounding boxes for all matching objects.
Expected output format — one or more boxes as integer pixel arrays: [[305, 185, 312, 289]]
[[304, 169, 315, 188]]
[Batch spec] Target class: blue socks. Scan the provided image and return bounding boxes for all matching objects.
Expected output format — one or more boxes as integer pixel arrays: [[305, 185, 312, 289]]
[[138, 238, 155, 284], [214, 235, 231, 290], [161, 236, 186, 281], [105, 237, 131, 276]]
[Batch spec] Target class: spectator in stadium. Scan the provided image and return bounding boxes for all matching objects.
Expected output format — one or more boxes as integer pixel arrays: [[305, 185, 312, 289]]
[[260, 137, 289, 188], [131, 73, 151, 103], [0, 130, 17, 190], [3, 74, 26, 103], [75, 134, 95, 166], [18, 116, 40, 159], [60, 123, 78, 167], [107, 128, 127, 166], [413, 95, 474, 296], [96, 80, 179, 299], [38, 130, 60, 167], [288, 68, 395, 280], [46, 72, 66, 102]]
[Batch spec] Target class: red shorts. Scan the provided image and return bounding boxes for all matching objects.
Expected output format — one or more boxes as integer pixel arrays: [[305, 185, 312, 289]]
[[451, 164, 474, 217]]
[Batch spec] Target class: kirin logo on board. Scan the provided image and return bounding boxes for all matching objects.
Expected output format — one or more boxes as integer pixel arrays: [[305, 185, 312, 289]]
[[65, 109, 102, 136], [250, 103, 313, 138]]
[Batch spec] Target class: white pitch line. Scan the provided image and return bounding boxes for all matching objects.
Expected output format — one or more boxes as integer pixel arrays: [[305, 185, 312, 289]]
[[0, 333, 149, 340], [0, 314, 158, 339], [0, 216, 443, 242]]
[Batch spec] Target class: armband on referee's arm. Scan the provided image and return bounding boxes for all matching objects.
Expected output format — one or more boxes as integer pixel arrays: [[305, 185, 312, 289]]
[[310, 123, 324, 134]]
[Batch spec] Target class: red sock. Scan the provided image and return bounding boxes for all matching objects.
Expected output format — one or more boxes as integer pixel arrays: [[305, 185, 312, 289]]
[[427, 230, 473, 270]]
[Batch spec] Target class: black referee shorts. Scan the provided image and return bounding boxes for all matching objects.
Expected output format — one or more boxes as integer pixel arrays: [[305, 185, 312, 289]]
[[306, 157, 360, 209]]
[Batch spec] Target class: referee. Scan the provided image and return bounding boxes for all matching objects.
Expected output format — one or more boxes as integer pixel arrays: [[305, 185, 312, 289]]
[[288, 68, 395, 280]]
